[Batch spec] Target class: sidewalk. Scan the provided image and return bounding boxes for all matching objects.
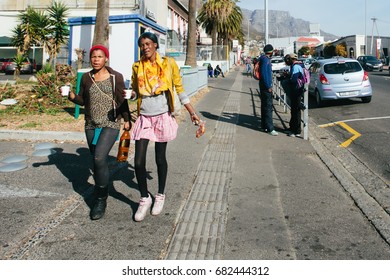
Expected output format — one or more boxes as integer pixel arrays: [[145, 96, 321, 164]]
[[1, 66, 389, 260]]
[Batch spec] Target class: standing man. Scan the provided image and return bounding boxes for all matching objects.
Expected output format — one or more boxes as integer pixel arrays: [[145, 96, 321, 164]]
[[258, 44, 278, 136], [284, 53, 305, 137]]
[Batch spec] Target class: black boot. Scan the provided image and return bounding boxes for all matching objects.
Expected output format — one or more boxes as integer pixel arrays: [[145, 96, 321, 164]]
[[90, 185, 108, 220]]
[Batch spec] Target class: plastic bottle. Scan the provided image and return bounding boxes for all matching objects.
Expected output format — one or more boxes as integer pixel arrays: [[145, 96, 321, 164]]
[[117, 130, 130, 162]]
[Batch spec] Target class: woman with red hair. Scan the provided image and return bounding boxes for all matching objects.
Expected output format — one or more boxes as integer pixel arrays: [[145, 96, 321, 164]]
[[67, 44, 131, 220]]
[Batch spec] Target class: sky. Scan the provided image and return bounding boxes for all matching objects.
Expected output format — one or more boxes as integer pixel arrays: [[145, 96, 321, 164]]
[[236, 0, 390, 37]]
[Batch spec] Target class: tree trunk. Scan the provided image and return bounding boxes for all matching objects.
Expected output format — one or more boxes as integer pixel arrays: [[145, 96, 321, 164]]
[[184, 0, 197, 68], [93, 0, 110, 48], [211, 27, 218, 60]]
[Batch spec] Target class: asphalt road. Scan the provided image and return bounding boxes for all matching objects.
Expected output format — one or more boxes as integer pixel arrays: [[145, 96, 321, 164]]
[[308, 71, 390, 184], [1, 66, 390, 272]]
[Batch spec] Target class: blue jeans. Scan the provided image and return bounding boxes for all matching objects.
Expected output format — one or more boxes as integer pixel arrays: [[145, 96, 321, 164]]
[[260, 90, 275, 132]]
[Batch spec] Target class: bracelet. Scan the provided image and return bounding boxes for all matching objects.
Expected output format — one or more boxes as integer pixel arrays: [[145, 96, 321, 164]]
[[190, 112, 196, 116]]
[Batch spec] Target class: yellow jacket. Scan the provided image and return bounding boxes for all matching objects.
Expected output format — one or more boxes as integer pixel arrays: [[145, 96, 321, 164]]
[[131, 56, 184, 116]]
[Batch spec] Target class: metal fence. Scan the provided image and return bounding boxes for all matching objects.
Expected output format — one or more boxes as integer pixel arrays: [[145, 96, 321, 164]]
[[166, 45, 229, 62]]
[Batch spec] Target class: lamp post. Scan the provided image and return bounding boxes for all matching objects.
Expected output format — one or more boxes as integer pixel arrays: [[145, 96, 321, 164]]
[[247, 18, 252, 56], [365, 0, 367, 54], [265, 0, 269, 44], [247, 18, 250, 42]]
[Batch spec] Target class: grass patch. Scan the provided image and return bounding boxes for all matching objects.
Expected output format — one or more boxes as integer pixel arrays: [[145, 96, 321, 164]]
[[18, 122, 39, 129]]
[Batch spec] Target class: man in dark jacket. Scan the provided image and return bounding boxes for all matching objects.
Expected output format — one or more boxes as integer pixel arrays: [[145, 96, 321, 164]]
[[285, 53, 305, 137], [258, 44, 278, 136]]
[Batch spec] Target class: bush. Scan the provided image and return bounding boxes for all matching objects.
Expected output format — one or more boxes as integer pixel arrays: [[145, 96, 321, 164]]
[[0, 63, 77, 115]]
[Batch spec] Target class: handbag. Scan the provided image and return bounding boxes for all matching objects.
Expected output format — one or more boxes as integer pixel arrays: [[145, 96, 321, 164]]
[[172, 88, 182, 116], [164, 57, 182, 116]]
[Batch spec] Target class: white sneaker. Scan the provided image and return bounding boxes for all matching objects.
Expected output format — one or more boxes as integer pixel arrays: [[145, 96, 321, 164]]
[[134, 195, 152, 222], [269, 130, 278, 136], [151, 193, 165, 216]]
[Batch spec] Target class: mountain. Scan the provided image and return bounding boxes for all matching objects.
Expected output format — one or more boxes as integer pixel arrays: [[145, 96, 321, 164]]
[[242, 8, 338, 41]]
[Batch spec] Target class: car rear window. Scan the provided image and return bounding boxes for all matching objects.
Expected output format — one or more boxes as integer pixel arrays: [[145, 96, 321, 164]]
[[323, 62, 362, 74]]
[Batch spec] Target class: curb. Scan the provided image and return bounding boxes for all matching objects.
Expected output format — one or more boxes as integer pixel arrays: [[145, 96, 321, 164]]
[[0, 129, 85, 142]]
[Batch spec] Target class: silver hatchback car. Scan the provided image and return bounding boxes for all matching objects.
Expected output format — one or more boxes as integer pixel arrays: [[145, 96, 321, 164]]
[[308, 58, 372, 107]]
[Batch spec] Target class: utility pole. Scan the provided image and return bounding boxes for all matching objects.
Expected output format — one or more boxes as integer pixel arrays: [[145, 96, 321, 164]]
[[364, 0, 367, 54], [370, 17, 379, 56], [264, 0, 268, 44]]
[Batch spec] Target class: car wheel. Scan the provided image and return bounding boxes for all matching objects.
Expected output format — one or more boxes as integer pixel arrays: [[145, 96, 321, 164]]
[[361, 96, 372, 103], [315, 89, 323, 107]]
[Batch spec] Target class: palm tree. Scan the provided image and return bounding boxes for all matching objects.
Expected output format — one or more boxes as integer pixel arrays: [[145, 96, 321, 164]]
[[11, 2, 67, 66], [93, 0, 110, 48], [197, 0, 238, 60], [11, 7, 49, 55], [216, 4, 242, 60], [46, 1, 70, 66], [13, 53, 26, 79], [184, 0, 198, 67]]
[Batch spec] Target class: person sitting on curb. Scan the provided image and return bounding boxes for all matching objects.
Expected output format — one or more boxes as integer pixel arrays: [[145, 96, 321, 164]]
[[214, 65, 225, 78], [207, 64, 214, 78]]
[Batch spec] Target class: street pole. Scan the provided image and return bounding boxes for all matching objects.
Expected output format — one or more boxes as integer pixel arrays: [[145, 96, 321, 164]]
[[264, 0, 269, 44], [370, 17, 377, 55], [247, 18, 250, 42], [365, 0, 367, 54]]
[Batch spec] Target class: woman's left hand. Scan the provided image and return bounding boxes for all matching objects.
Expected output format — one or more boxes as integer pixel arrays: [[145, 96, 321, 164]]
[[124, 121, 131, 131]]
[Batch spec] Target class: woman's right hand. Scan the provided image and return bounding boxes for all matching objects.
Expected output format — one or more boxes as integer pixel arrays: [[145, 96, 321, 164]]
[[123, 121, 131, 131], [68, 91, 76, 100]]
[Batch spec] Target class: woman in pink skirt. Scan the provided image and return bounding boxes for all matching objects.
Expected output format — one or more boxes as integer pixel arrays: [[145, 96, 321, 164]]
[[129, 32, 201, 222]]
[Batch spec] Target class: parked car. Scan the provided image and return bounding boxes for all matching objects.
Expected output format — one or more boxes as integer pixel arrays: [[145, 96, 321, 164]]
[[356, 55, 383, 71], [271, 56, 285, 72], [5, 57, 35, 75], [308, 58, 372, 107], [0, 58, 13, 72]]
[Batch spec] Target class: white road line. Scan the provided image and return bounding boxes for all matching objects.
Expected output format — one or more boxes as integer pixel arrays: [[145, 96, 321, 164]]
[[319, 116, 390, 127]]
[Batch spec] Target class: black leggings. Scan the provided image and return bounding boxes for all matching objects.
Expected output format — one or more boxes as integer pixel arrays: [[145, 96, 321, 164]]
[[85, 127, 119, 187], [134, 139, 168, 197]]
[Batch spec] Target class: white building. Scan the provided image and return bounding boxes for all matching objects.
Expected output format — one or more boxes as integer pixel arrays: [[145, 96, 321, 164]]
[[0, 0, 195, 74]]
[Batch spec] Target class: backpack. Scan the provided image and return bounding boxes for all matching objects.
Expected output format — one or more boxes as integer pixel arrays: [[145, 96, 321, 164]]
[[295, 64, 310, 89], [253, 59, 262, 80]]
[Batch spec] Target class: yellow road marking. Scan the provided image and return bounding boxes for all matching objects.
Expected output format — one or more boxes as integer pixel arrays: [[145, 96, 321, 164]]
[[338, 122, 361, 147], [318, 122, 361, 148]]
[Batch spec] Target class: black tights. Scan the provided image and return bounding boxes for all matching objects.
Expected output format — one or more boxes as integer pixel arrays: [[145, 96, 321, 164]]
[[134, 139, 168, 197], [85, 128, 118, 187]]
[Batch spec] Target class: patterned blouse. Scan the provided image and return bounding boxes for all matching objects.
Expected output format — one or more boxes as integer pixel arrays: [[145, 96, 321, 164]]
[[85, 78, 120, 130]]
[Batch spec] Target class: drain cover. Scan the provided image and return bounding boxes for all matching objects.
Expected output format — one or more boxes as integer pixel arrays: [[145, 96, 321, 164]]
[[0, 162, 28, 172], [1, 154, 28, 163]]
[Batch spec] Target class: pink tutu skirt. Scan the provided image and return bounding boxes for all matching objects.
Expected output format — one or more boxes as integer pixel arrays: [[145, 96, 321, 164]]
[[131, 112, 178, 142]]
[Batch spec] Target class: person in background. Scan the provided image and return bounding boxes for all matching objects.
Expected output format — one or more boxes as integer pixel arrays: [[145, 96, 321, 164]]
[[258, 44, 278, 136], [66, 45, 131, 220], [207, 63, 214, 78], [214, 65, 225, 78], [284, 53, 305, 137], [245, 57, 252, 77], [129, 32, 202, 222]]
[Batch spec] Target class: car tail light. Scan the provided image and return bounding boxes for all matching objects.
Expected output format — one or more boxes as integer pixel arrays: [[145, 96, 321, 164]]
[[319, 74, 330, 85], [363, 71, 369, 81]]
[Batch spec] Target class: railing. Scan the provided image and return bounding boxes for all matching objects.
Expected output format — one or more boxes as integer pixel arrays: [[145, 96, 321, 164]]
[[272, 76, 309, 140]]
